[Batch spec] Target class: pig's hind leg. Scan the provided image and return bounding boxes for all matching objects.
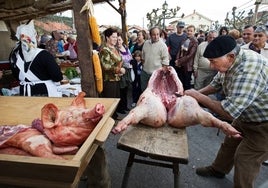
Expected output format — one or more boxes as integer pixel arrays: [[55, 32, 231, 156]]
[[167, 96, 241, 138]]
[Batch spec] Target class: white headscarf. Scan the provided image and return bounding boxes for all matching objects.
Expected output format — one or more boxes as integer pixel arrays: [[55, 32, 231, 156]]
[[15, 20, 38, 62]]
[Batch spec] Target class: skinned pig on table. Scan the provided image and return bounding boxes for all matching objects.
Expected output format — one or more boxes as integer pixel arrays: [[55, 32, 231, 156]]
[[0, 92, 105, 159], [112, 66, 241, 138]]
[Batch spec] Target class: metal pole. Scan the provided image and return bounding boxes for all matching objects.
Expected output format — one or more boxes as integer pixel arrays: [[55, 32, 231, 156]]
[[162, 0, 168, 29], [163, 13, 165, 29], [252, 0, 262, 25]]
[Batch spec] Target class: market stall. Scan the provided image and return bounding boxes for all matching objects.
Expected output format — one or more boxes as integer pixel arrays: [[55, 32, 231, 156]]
[[0, 0, 128, 97]]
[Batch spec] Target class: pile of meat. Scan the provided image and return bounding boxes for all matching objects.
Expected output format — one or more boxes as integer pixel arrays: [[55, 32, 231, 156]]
[[112, 66, 240, 138], [0, 92, 105, 159]]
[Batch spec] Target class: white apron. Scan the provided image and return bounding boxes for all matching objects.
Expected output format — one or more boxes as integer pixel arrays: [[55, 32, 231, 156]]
[[16, 49, 61, 97]]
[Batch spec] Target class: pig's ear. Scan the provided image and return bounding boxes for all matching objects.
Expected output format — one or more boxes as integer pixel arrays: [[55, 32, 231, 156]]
[[71, 92, 86, 108], [41, 103, 58, 128]]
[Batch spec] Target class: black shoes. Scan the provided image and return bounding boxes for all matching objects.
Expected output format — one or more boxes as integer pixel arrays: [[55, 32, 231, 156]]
[[117, 110, 126, 114], [117, 107, 130, 114], [112, 113, 118, 119], [196, 166, 225, 179]]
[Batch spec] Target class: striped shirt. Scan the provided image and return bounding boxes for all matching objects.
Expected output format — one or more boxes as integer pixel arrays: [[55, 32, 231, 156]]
[[211, 49, 268, 122]]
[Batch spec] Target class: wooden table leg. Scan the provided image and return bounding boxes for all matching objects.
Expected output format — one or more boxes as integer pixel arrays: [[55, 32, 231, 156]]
[[121, 153, 135, 188], [173, 163, 179, 188]]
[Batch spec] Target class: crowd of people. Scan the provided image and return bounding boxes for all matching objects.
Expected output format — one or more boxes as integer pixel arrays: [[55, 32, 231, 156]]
[[41, 30, 78, 60], [6, 19, 268, 188], [98, 21, 268, 188]]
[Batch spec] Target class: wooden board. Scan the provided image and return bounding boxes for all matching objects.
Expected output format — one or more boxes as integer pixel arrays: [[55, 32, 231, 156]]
[[94, 117, 115, 145], [117, 124, 189, 164], [0, 96, 119, 188]]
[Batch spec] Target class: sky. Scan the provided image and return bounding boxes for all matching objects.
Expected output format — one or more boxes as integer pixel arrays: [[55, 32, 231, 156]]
[[62, 0, 257, 28]]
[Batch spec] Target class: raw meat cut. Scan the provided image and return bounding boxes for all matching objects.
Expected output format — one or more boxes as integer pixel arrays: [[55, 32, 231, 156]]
[[0, 92, 105, 159], [0, 125, 64, 159], [112, 66, 240, 138]]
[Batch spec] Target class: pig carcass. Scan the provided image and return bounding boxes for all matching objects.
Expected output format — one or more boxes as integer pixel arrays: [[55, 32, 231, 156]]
[[0, 92, 105, 159], [112, 66, 240, 137]]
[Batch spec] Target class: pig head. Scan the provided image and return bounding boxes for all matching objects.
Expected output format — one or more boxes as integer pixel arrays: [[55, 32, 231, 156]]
[[39, 92, 105, 146]]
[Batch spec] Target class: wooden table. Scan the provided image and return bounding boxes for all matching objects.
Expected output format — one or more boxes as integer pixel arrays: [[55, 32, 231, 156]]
[[0, 96, 119, 188], [117, 123, 189, 188]]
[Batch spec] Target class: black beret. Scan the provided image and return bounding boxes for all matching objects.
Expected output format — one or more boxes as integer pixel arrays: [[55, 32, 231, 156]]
[[203, 35, 237, 58]]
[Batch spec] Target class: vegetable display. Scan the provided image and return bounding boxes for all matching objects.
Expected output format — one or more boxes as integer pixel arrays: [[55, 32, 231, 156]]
[[64, 67, 79, 80]]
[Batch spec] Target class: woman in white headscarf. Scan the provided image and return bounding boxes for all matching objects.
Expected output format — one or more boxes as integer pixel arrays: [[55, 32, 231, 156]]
[[9, 21, 63, 97]]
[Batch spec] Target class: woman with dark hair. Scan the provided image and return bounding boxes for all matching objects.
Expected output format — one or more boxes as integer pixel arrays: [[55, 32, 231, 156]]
[[132, 30, 147, 54], [116, 32, 133, 113], [160, 29, 168, 42], [99, 27, 125, 119], [219, 26, 229, 36]]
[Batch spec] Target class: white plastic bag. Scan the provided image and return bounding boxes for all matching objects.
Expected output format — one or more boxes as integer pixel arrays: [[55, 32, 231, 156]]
[[130, 68, 135, 82]]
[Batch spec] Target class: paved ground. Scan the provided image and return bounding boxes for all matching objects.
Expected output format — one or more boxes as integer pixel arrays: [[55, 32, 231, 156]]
[[104, 118, 268, 188]]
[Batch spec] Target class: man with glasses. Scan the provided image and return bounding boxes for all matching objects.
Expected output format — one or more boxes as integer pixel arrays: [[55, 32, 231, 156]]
[[185, 35, 268, 188]]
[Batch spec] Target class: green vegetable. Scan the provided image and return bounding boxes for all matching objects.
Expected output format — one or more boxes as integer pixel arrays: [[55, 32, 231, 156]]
[[64, 67, 78, 79]]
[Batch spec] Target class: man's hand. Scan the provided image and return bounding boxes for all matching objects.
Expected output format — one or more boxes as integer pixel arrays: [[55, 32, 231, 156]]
[[162, 65, 168, 72], [184, 89, 201, 101], [120, 67, 126, 75], [193, 71, 198, 78], [174, 60, 181, 67]]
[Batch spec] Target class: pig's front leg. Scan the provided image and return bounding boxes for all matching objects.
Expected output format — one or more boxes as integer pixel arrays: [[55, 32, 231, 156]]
[[112, 107, 148, 134], [112, 89, 167, 134]]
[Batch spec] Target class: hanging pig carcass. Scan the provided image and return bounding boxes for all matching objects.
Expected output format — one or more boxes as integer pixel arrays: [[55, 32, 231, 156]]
[[112, 66, 240, 138]]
